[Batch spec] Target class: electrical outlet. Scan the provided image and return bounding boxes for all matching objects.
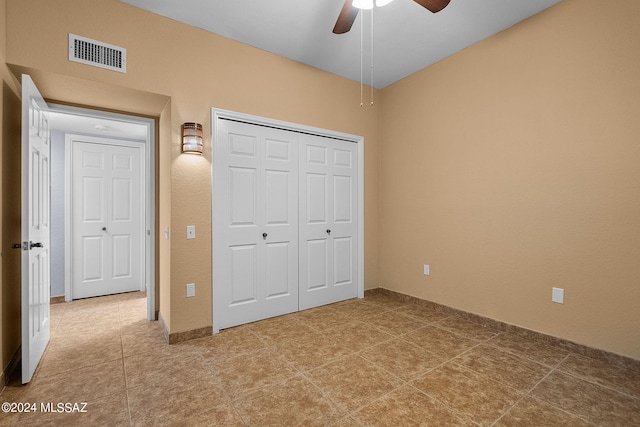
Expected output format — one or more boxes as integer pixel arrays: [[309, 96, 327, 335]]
[[423, 265, 430, 276], [186, 225, 196, 239], [552, 287, 564, 304], [186, 283, 195, 298]]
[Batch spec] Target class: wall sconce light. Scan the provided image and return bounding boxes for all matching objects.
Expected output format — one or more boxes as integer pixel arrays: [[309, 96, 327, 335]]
[[182, 122, 203, 154]]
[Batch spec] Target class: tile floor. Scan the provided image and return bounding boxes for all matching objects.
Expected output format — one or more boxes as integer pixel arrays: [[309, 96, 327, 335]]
[[1, 291, 640, 426]]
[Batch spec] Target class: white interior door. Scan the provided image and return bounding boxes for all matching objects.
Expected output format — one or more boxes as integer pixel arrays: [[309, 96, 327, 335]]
[[299, 134, 358, 310], [214, 119, 299, 330], [71, 140, 143, 299], [21, 74, 51, 384]]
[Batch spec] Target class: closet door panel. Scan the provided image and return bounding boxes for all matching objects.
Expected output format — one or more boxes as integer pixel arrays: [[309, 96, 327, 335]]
[[305, 238, 328, 292], [214, 120, 298, 329], [333, 236, 354, 287], [264, 241, 291, 298], [299, 135, 358, 310], [214, 121, 263, 328], [261, 128, 298, 318], [229, 244, 258, 306]]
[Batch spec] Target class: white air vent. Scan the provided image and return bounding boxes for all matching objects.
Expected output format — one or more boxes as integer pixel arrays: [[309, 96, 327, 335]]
[[68, 33, 126, 73]]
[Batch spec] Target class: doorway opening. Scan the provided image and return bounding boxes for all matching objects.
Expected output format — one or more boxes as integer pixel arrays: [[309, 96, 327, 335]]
[[48, 104, 156, 321]]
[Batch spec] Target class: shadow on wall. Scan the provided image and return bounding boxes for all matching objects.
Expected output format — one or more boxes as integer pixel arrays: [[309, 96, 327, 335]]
[[2, 81, 22, 375]]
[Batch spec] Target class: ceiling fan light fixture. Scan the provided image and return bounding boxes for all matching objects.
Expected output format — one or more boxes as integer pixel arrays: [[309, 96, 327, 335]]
[[375, 0, 395, 7], [352, 0, 374, 10]]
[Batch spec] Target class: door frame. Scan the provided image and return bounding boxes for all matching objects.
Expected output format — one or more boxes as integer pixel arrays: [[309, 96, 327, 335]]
[[51, 104, 156, 321], [65, 135, 146, 299], [210, 108, 365, 333]]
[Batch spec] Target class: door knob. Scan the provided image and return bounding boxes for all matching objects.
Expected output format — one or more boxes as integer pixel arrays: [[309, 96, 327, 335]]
[[102, 227, 107, 231], [262, 233, 268, 240], [326, 229, 331, 235], [30, 241, 43, 249]]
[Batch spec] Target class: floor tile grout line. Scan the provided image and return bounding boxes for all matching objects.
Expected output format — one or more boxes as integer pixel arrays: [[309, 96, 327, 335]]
[[483, 334, 570, 369], [218, 349, 303, 403], [298, 365, 385, 421], [552, 361, 640, 402], [224, 369, 342, 426], [521, 394, 598, 426], [338, 381, 409, 421], [224, 383, 251, 427], [427, 351, 529, 426], [450, 339, 563, 388], [412, 322, 489, 344], [405, 381, 481, 426], [347, 350, 488, 423], [328, 413, 364, 426], [200, 356, 239, 407], [124, 388, 133, 427], [300, 370, 354, 417], [310, 340, 477, 423], [488, 352, 584, 427], [470, 340, 568, 378]]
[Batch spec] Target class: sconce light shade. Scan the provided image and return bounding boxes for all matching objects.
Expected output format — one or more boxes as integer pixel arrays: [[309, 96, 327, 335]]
[[182, 122, 203, 154]]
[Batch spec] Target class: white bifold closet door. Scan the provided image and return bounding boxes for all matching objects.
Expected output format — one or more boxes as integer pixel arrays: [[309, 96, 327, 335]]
[[214, 120, 300, 329], [214, 118, 358, 330]]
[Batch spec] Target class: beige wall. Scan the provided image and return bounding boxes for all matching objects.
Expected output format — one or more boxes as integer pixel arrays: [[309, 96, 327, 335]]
[[380, 0, 640, 359], [4, 0, 380, 339]]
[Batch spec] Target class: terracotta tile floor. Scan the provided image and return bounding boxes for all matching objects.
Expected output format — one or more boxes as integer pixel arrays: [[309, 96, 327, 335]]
[[2, 291, 640, 426]]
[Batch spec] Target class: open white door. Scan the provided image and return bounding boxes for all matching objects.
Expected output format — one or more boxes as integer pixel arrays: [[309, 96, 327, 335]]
[[21, 74, 51, 383]]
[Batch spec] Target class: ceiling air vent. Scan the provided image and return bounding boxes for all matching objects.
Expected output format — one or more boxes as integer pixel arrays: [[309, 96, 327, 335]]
[[68, 33, 126, 73]]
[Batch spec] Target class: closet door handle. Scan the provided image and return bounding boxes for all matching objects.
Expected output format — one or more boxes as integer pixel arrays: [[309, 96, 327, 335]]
[[102, 227, 107, 231], [262, 233, 268, 240], [326, 229, 331, 235]]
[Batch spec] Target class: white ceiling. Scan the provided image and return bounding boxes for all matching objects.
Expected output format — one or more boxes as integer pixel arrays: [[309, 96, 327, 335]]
[[120, 0, 562, 89], [49, 111, 149, 141]]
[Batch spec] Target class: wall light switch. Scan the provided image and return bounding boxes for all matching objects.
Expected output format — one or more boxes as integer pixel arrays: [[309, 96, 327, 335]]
[[164, 226, 169, 240], [186, 225, 196, 239], [186, 283, 195, 298], [423, 265, 430, 276], [552, 287, 564, 304]]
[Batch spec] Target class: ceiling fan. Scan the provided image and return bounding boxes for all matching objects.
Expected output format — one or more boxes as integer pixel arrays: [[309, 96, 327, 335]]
[[333, 0, 451, 34]]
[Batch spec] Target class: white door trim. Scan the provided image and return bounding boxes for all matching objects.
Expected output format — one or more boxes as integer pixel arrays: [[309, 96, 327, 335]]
[[211, 108, 365, 333]]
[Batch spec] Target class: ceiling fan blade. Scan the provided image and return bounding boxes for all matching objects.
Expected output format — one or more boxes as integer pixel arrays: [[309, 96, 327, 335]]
[[413, 0, 451, 13], [333, 0, 359, 34]]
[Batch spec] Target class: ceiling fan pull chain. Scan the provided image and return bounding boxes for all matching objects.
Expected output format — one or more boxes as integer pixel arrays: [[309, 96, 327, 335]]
[[371, 7, 374, 106], [360, 9, 364, 107]]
